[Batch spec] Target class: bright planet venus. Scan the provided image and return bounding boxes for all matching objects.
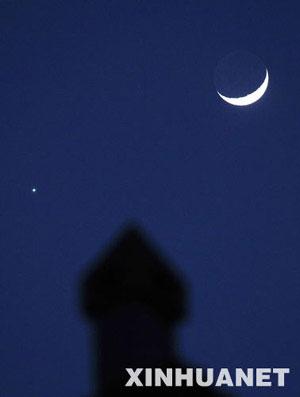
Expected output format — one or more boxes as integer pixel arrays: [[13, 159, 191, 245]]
[[215, 51, 269, 106]]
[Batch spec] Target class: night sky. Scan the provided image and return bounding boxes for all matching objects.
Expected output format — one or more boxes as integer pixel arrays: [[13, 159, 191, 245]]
[[1, 1, 300, 396]]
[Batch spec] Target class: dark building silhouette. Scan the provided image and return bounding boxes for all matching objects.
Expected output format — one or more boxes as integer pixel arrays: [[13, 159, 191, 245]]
[[81, 225, 230, 396]]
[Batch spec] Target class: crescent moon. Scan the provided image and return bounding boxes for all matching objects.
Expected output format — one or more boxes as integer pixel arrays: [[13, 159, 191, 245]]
[[217, 69, 269, 106]]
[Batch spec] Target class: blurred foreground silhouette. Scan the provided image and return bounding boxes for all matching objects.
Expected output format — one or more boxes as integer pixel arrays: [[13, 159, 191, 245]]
[[81, 225, 230, 396]]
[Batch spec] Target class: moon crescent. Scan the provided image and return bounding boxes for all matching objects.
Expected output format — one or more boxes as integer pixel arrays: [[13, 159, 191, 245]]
[[217, 69, 269, 106]]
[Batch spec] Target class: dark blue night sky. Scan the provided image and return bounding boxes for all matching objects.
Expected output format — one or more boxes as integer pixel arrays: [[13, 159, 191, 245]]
[[1, 1, 300, 396]]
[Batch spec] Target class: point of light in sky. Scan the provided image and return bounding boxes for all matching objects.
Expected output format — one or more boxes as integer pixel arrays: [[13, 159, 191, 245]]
[[32, 187, 37, 193]]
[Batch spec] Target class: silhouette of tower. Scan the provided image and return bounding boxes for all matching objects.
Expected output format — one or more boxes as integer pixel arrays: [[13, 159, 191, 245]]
[[81, 226, 229, 396]]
